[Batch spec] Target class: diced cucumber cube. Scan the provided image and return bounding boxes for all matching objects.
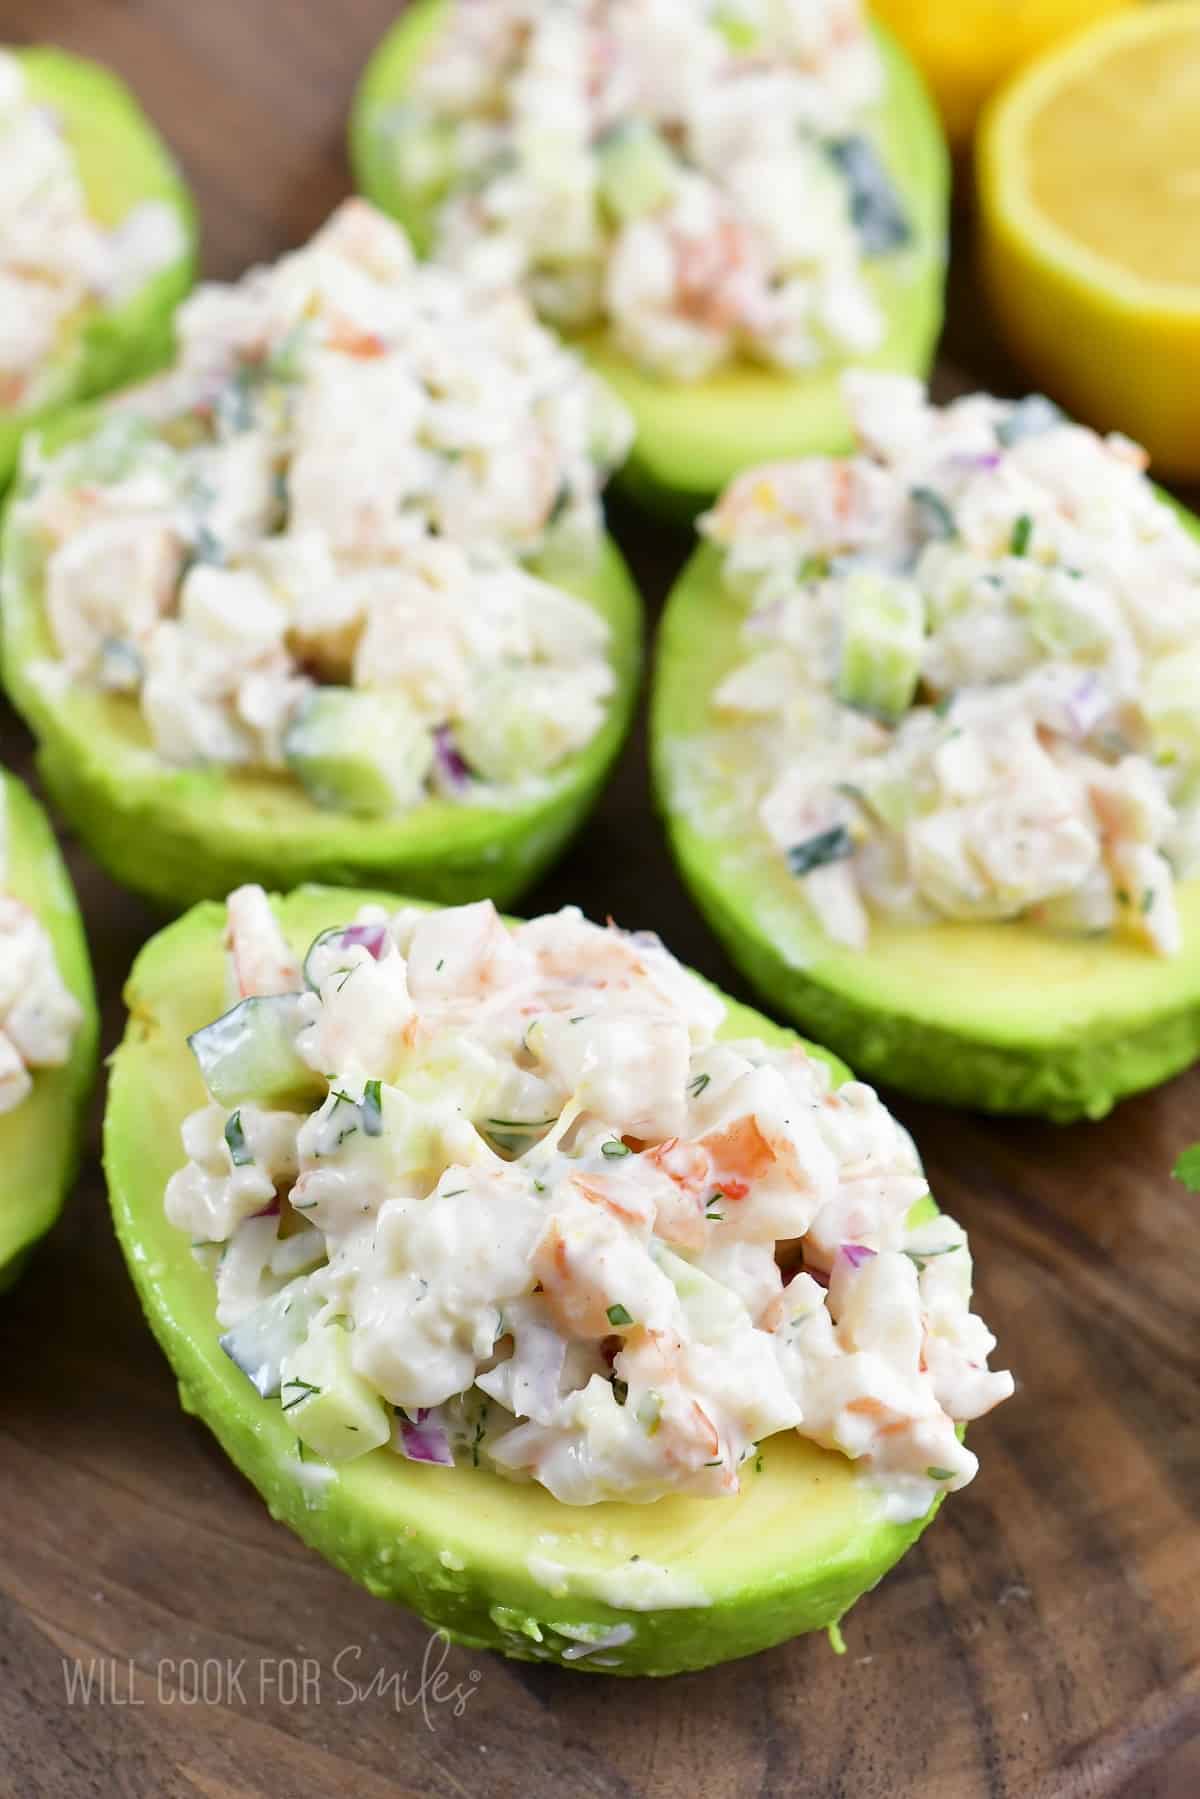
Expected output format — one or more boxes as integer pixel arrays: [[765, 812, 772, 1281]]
[[387, 104, 458, 206], [655, 1245, 749, 1341], [857, 772, 921, 832], [996, 395, 1062, 448], [188, 993, 323, 1109], [597, 121, 678, 223], [836, 572, 925, 723], [279, 1318, 392, 1463], [219, 1275, 321, 1398], [712, 6, 759, 51], [456, 668, 591, 783], [284, 689, 434, 817], [1144, 649, 1200, 760], [1026, 573, 1111, 657]]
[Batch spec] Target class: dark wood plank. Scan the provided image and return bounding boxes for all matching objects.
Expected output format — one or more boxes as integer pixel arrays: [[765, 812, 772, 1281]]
[[1, 4, 1197, 1795]]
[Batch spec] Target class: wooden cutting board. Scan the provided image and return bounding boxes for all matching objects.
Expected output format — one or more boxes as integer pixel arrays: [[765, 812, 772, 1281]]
[[1, 4, 1197, 1795]]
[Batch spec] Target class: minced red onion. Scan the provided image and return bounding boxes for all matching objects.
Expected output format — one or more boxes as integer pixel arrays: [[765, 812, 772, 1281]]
[[1063, 674, 1109, 741], [840, 1242, 877, 1269], [341, 921, 388, 959], [397, 1408, 455, 1467], [432, 725, 471, 794]]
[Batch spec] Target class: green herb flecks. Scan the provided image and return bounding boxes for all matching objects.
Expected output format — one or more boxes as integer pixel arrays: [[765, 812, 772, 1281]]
[[1009, 513, 1033, 557], [606, 1303, 633, 1328], [224, 1109, 253, 1167], [471, 1402, 490, 1468], [361, 1079, 383, 1137], [602, 1140, 631, 1159], [281, 1378, 321, 1412], [787, 824, 854, 878]]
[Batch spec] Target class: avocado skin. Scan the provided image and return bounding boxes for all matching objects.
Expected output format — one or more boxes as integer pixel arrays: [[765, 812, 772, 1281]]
[[105, 884, 941, 1675], [350, 2, 950, 517], [0, 49, 197, 488], [653, 544, 1200, 1122], [0, 455, 642, 912], [0, 772, 100, 1288]]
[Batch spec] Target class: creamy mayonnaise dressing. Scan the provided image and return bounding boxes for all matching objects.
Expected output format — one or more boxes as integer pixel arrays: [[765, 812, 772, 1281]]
[[166, 884, 1012, 1519], [0, 49, 184, 410], [694, 374, 1200, 956], [14, 199, 631, 807], [0, 783, 83, 1113], [393, 0, 906, 381]]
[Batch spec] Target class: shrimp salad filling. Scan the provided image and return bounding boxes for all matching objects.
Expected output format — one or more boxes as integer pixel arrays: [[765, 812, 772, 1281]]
[[13, 200, 632, 812], [0, 784, 83, 1114], [0, 50, 185, 412], [391, 0, 911, 381], [696, 375, 1200, 957], [166, 884, 1012, 1518]]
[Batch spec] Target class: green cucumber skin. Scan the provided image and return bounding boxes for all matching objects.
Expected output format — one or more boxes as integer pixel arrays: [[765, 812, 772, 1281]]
[[188, 995, 321, 1110]]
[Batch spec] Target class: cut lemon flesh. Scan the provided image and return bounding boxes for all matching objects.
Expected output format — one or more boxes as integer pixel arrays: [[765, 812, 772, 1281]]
[[1027, 19, 1200, 288], [978, 1, 1200, 477]]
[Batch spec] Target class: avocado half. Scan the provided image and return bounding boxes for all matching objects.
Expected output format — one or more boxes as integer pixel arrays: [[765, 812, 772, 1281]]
[[652, 543, 1200, 1122], [0, 770, 99, 1290], [105, 882, 946, 1675], [0, 48, 197, 489], [349, 1, 950, 516], [0, 430, 642, 913]]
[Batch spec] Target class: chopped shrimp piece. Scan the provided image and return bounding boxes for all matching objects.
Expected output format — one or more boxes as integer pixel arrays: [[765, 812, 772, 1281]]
[[225, 884, 301, 997]]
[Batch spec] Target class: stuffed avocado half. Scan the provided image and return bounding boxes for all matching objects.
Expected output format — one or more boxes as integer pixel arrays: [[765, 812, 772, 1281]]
[[350, 0, 949, 515], [105, 882, 1011, 1674], [0, 770, 98, 1289], [653, 376, 1200, 1121], [0, 46, 196, 488], [1, 201, 641, 912]]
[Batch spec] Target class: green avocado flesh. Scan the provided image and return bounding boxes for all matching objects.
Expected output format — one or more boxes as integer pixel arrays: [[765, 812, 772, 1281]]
[[0, 48, 197, 489], [105, 883, 940, 1675], [0, 450, 642, 912], [350, 2, 950, 515], [0, 771, 99, 1290], [653, 544, 1200, 1122]]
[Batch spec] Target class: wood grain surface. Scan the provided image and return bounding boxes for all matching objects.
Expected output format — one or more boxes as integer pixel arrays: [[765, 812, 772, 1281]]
[[1, 4, 1198, 1796]]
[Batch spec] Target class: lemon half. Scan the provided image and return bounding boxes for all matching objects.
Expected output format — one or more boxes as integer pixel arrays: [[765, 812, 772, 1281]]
[[978, 1, 1200, 477], [871, 0, 1132, 146]]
